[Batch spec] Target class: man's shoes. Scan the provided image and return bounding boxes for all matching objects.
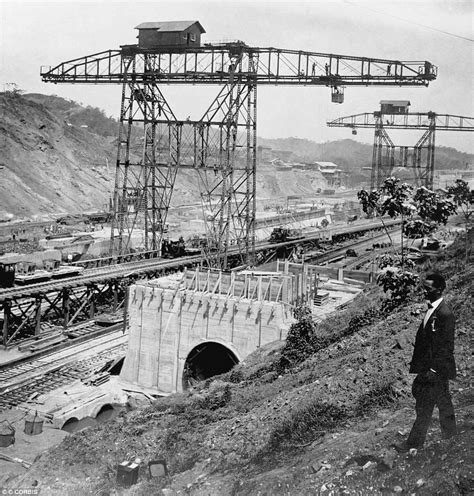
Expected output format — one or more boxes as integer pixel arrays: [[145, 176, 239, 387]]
[[391, 441, 423, 453]]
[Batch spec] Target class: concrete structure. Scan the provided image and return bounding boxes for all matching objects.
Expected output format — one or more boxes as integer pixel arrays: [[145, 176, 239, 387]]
[[120, 269, 296, 394], [120, 262, 370, 395]]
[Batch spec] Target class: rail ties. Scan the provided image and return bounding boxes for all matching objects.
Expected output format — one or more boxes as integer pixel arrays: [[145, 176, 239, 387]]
[[0, 342, 127, 412]]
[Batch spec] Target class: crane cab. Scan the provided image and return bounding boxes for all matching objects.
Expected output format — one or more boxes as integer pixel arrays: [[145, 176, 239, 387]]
[[331, 86, 344, 104], [380, 100, 410, 114], [135, 21, 206, 49]]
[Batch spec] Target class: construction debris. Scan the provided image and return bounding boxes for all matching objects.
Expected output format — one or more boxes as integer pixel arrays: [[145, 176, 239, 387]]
[[81, 371, 110, 386], [0, 453, 32, 469]]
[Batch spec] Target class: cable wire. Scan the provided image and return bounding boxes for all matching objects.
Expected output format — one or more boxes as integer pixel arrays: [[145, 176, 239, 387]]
[[342, 0, 473, 42]]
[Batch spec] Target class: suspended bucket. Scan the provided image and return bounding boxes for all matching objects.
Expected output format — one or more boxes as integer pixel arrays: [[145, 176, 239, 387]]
[[24, 411, 44, 436], [0, 420, 15, 447]]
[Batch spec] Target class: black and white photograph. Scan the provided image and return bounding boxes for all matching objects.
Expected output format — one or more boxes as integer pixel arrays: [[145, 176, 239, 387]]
[[0, 1, 472, 494]]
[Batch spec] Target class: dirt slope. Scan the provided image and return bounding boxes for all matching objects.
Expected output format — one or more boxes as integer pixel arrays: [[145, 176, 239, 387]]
[[0, 92, 117, 218], [1, 92, 471, 221], [0, 92, 329, 220], [9, 235, 473, 495]]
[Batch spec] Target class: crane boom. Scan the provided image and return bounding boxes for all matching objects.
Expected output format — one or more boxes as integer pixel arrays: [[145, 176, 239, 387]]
[[41, 44, 437, 86], [328, 112, 474, 130]]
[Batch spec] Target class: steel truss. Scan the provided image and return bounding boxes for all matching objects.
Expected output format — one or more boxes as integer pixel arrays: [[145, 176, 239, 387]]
[[0, 264, 181, 348], [111, 52, 257, 267], [1, 282, 125, 347], [328, 111, 473, 189], [41, 45, 437, 86], [42, 42, 438, 268], [196, 53, 257, 268], [112, 54, 181, 255]]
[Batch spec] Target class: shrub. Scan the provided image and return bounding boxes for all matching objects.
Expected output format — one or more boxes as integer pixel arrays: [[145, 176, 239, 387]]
[[228, 368, 244, 383], [346, 307, 381, 334], [192, 381, 232, 410], [354, 381, 400, 416], [267, 401, 350, 450], [278, 314, 317, 371]]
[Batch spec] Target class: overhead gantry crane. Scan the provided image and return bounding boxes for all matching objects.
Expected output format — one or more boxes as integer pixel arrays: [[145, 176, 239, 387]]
[[328, 103, 474, 189], [41, 25, 438, 269]]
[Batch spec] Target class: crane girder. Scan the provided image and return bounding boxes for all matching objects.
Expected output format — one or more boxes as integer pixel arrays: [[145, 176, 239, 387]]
[[41, 45, 437, 87], [328, 112, 474, 131]]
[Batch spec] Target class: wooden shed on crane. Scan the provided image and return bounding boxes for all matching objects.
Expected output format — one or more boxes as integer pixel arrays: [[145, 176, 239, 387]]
[[135, 21, 206, 49], [379, 100, 411, 114]]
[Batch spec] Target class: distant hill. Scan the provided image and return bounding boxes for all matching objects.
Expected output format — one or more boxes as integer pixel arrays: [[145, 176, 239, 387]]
[[258, 136, 472, 172], [0, 91, 471, 220]]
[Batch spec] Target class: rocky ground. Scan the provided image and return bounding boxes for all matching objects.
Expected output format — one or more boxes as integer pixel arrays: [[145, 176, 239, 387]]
[[3, 235, 471, 495]]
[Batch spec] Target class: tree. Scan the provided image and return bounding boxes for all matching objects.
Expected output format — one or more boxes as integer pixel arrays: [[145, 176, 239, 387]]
[[358, 177, 456, 268], [446, 179, 473, 260], [358, 177, 456, 308]]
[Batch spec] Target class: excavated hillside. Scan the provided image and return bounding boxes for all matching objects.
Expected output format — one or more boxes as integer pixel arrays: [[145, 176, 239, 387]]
[[1, 91, 471, 221], [11, 234, 474, 495], [0, 92, 330, 220], [0, 92, 117, 218]]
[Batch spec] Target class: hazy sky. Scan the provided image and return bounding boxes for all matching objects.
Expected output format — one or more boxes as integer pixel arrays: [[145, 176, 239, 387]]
[[1, 0, 473, 153]]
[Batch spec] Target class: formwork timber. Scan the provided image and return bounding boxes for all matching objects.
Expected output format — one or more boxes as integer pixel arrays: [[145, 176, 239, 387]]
[[276, 259, 376, 284]]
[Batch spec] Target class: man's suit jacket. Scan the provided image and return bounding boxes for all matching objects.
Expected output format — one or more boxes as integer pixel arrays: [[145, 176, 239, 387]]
[[409, 300, 456, 379]]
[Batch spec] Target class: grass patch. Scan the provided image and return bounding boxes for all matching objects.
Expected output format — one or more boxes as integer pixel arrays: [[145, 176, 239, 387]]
[[354, 381, 400, 416], [266, 400, 350, 451]]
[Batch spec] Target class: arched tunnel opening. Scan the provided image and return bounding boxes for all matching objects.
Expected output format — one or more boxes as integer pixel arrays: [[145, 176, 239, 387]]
[[182, 342, 239, 390]]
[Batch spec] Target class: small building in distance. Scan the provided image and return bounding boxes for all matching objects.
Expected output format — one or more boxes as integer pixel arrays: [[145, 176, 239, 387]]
[[314, 161, 343, 187], [379, 100, 411, 114], [135, 21, 206, 49]]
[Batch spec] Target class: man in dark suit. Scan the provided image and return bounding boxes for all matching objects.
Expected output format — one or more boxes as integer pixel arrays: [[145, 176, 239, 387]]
[[394, 272, 457, 451]]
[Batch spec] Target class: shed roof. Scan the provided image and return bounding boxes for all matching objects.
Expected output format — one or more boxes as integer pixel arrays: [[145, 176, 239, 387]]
[[314, 161, 339, 168], [135, 21, 206, 33], [380, 100, 411, 106]]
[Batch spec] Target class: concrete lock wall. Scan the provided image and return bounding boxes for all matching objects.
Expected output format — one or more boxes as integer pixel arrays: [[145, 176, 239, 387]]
[[120, 281, 293, 394]]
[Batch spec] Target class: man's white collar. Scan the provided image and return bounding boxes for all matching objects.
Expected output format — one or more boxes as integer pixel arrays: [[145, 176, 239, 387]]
[[428, 297, 443, 311]]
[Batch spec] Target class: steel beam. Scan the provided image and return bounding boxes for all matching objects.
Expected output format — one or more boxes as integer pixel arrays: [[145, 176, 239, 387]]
[[41, 45, 437, 87]]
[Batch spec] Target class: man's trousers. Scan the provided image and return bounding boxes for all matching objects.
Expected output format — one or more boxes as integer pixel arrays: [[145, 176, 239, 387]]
[[407, 373, 457, 447]]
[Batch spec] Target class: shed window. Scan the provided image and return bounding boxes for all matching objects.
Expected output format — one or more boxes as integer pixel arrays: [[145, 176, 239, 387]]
[[182, 33, 188, 40], [190, 34, 196, 42]]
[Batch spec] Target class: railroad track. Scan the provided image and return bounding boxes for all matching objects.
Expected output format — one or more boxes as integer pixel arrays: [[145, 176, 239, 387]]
[[305, 228, 400, 264], [0, 219, 401, 301], [0, 327, 128, 411], [0, 220, 402, 410], [0, 219, 402, 348], [0, 254, 202, 301]]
